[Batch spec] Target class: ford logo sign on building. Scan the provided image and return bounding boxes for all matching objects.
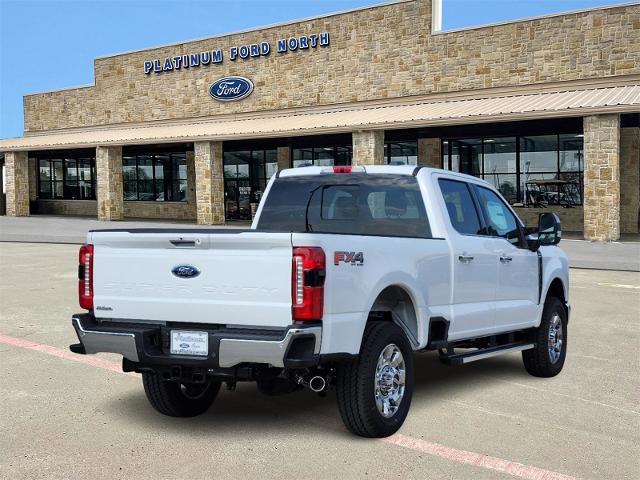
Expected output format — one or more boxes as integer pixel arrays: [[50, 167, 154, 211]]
[[209, 76, 253, 102], [172, 265, 201, 279]]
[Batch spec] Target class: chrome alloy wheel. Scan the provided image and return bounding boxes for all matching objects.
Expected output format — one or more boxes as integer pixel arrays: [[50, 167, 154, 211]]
[[374, 344, 406, 418], [548, 313, 563, 364]]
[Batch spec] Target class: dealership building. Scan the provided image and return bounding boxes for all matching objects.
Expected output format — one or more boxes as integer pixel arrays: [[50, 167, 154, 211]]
[[0, 0, 638, 240]]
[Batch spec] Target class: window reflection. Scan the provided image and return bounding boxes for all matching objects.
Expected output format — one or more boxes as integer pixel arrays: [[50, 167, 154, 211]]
[[442, 133, 584, 206]]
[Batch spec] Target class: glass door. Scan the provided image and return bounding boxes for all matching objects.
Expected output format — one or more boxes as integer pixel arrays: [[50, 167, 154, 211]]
[[224, 149, 277, 220]]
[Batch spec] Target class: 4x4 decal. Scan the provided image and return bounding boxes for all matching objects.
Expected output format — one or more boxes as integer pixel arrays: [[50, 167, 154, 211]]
[[334, 251, 364, 266]]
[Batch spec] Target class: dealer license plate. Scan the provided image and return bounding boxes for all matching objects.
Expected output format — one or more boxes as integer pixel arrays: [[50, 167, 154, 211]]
[[170, 330, 208, 356]]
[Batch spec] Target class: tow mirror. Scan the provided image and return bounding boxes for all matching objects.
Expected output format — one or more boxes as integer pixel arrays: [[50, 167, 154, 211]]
[[538, 212, 562, 246], [526, 212, 562, 251]]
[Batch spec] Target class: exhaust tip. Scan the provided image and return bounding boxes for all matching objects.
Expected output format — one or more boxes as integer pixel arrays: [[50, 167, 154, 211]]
[[309, 375, 326, 393]]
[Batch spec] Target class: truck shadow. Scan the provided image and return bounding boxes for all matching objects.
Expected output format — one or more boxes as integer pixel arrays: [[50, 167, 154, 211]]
[[105, 351, 530, 436]]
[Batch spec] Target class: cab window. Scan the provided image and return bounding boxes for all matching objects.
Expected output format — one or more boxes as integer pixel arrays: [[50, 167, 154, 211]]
[[474, 186, 522, 246], [438, 179, 483, 235]]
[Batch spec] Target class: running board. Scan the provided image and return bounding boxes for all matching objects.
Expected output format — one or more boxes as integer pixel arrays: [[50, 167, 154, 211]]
[[439, 342, 535, 366]]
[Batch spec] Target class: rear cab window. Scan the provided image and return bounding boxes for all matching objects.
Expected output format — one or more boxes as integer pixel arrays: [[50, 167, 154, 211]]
[[257, 174, 431, 238], [438, 178, 483, 236]]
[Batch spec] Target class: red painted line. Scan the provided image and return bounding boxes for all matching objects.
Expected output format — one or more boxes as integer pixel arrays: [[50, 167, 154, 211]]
[[1, 333, 579, 479], [384, 434, 579, 480], [0, 333, 137, 377]]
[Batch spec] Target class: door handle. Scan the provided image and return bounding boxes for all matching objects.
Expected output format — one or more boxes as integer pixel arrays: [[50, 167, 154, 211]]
[[500, 256, 513, 263], [458, 254, 474, 263], [170, 239, 196, 248]]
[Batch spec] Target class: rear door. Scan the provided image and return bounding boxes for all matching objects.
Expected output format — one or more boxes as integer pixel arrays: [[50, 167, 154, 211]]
[[438, 178, 496, 339], [471, 185, 539, 330]]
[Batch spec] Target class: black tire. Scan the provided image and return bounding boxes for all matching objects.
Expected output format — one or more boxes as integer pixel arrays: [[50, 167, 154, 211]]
[[142, 373, 221, 417], [336, 321, 414, 438], [522, 296, 567, 377]]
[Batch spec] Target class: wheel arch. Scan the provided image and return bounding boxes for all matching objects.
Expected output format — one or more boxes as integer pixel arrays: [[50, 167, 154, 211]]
[[365, 283, 422, 349], [542, 277, 569, 323]]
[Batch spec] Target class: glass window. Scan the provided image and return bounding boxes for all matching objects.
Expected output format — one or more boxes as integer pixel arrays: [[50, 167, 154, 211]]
[[292, 146, 352, 168], [36, 152, 96, 200], [122, 150, 188, 202], [257, 174, 430, 238], [438, 179, 482, 236], [442, 133, 583, 206], [473, 186, 521, 246], [386, 141, 418, 165], [520, 135, 558, 173], [455, 139, 482, 176]]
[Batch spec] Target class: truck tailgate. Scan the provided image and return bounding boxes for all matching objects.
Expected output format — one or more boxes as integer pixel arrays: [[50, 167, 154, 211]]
[[89, 230, 293, 327]]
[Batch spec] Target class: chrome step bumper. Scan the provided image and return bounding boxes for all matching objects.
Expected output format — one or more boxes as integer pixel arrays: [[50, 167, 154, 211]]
[[72, 316, 139, 361], [70, 315, 321, 368]]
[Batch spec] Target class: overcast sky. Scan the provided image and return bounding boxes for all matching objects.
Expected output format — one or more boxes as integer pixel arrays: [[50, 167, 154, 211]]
[[0, 0, 623, 138]]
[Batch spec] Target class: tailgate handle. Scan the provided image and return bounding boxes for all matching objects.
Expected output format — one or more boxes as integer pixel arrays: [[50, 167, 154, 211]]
[[170, 239, 196, 248]]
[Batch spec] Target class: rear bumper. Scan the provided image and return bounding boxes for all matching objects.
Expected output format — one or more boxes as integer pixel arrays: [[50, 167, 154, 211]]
[[70, 314, 321, 369]]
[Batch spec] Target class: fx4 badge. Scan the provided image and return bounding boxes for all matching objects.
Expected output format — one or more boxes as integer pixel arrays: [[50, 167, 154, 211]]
[[334, 251, 364, 266]]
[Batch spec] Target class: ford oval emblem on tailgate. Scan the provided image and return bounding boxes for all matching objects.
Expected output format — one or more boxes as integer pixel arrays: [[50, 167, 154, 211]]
[[172, 265, 201, 279]]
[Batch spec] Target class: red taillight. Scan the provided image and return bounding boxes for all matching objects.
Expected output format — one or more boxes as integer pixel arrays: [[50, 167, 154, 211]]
[[78, 244, 94, 310], [333, 166, 352, 173], [292, 247, 325, 321]]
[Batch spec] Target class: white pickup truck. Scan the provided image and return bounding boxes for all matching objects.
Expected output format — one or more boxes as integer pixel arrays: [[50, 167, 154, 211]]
[[70, 165, 569, 437]]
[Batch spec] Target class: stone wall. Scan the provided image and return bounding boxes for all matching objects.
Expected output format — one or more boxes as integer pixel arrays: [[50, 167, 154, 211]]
[[23, 1, 640, 132], [96, 146, 124, 221], [34, 200, 97, 216], [620, 126, 640, 234], [5, 151, 30, 216], [418, 138, 441, 167], [583, 114, 620, 241], [514, 206, 584, 233], [353, 130, 385, 165], [124, 201, 196, 220], [194, 141, 225, 224]]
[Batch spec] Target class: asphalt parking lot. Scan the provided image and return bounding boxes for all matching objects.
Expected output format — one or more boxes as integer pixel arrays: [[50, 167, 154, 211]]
[[1, 242, 639, 479]]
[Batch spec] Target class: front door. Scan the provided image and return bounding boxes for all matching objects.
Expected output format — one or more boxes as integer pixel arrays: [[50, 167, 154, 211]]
[[472, 185, 539, 330], [438, 178, 497, 340]]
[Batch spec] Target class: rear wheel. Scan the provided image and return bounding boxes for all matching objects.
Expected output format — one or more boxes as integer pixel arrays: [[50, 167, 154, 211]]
[[142, 373, 221, 417], [522, 296, 567, 377], [336, 321, 414, 438]]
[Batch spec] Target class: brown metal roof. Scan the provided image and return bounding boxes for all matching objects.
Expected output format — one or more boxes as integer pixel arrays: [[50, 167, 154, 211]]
[[1, 84, 639, 151]]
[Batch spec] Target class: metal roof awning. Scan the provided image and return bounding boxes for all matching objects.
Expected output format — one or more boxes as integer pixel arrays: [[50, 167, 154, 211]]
[[1, 84, 639, 152]]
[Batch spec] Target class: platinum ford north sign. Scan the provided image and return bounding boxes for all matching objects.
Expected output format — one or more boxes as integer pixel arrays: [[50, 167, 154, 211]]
[[144, 32, 330, 74], [209, 77, 254, 102]]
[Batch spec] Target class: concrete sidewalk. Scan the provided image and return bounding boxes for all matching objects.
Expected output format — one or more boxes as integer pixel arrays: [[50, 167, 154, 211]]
[[1, 215, 638, 271]]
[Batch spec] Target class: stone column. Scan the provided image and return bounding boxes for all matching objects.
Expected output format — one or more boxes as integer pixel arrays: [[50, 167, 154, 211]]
[[583, 114, 620, 241], [5, 151, 30, 216], [28, 158, 37, 201], [194, 141, 225, 225], [352, 130, 385, 166], [277, 146, 291, 171], [418, 138, 441, 167], [620, 127, 639, 234], [96, 146, 124, 221]]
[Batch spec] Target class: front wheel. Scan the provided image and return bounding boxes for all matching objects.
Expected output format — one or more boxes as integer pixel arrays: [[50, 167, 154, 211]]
[[142, 373, 221, 417], [336, 321, 414, 438], [522, 296, 568, 377]]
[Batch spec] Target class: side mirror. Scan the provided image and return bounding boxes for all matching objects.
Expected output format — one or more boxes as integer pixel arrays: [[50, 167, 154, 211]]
[[526, 212, 561, 251], [538, 212, 562, 246]]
